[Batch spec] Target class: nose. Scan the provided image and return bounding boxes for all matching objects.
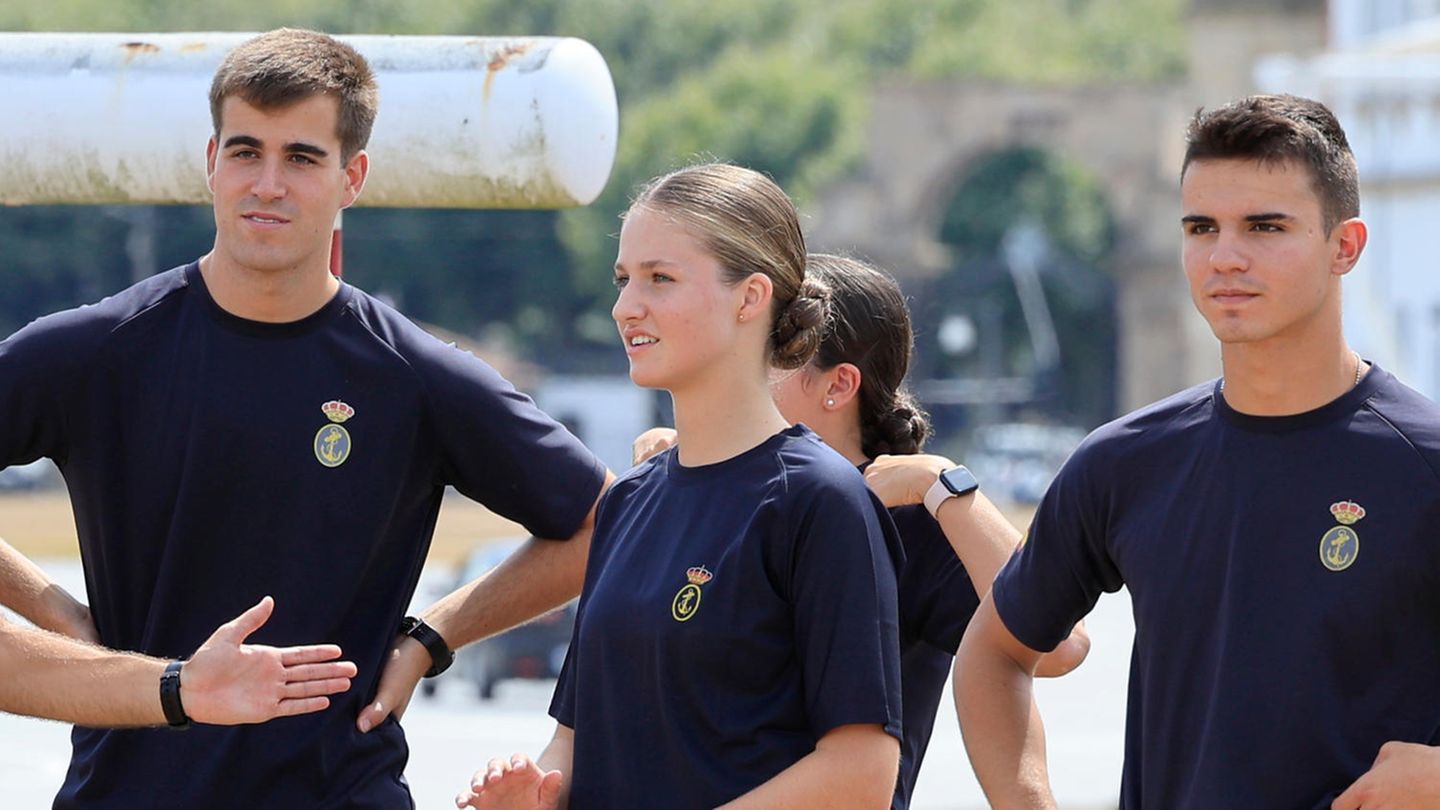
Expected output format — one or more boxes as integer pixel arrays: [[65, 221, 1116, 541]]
[[250, 156, 287, 202], [1208, 232, 1249, 274], [611, 281, 643, 325]]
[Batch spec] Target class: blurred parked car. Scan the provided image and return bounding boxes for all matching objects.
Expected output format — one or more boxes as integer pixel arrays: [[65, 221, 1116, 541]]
[[452, 538, 577, 700], [966, 422, 1085, 504]]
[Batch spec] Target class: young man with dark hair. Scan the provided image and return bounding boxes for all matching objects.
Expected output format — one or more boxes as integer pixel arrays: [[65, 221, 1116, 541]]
[[0, 28, 611, 807], [955, 93, 1440, 808]]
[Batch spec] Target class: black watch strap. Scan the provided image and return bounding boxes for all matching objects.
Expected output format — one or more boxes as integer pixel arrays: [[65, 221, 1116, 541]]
[[399, 616, 454, 677], [159, 660, 192, 729]]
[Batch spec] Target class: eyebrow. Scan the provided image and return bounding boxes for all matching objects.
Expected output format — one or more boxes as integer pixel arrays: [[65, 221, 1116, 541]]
[[613, 259, 681, 272], [221, 135, 330, 159], [1179, 212, 1295, 225]]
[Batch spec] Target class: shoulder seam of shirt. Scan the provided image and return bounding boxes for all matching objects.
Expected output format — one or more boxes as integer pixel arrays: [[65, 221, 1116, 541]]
[[1361, 398, 1440, 487]]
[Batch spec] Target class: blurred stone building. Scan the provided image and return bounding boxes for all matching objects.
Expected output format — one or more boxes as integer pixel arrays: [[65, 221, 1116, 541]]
[[808, 0, 1329, 416]]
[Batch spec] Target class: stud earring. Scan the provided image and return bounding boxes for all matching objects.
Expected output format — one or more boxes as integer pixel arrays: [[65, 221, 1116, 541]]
[[738, 313, 746, 322], [825, 398, 835, 407]]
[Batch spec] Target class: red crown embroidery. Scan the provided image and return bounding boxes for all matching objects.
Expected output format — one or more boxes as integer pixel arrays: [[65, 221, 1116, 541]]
[[1330, 500, 1365, 526]]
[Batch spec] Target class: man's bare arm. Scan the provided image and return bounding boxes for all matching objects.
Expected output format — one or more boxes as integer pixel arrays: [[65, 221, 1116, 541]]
[[358, 472, 615, 732], [0, 597, 354, 727], [0, 536, 96, 642], [954, 594, 1056, 809]]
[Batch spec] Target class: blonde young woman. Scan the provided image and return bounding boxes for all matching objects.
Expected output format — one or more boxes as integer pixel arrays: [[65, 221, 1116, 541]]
[[633, 255, 1089, 809], [458, 166, 904, 809]]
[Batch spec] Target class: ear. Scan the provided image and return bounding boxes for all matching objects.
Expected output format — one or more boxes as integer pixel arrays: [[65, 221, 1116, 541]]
[[823, 362, 863, 410], [205, 136, 218, 195], [1330, 217, 1367, 277], [736, 272, 774, 323], [340, 150, 370, 209]]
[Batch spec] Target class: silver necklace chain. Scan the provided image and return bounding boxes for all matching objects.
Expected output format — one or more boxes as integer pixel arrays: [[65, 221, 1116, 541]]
[[1219, 351, 1364, 393]]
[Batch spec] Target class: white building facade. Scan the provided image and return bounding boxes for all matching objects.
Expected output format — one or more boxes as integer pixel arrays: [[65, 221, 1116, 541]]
[[1258, 2, 1440, 397]]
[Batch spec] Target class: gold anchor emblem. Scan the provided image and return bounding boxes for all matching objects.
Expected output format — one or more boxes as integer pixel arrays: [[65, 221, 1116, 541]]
[[671, 565, 713, 622], [313, 400, 354, 468], [1319, 500, 1363, 572]]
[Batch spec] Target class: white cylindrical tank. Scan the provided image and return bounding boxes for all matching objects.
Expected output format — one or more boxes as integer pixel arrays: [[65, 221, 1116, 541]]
[[0, 33, 618, 208]]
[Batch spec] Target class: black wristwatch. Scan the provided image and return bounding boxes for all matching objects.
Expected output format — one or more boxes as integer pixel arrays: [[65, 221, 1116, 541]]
[[159, 659, 192, 730], [399, 616, 454, 677]]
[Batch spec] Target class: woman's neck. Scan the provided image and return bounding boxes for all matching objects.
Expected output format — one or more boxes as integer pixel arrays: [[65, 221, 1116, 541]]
[[671, 373, 791, 467]]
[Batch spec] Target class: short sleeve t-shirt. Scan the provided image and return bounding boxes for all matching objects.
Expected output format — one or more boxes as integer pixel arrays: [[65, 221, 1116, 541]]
[[551, 425, 903, 809], [0, 263, 607, 808], [993, 367, 1440, 808]]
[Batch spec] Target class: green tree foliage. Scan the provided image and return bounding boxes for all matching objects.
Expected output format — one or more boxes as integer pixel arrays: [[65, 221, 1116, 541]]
[[0, 0, 1183, 369]]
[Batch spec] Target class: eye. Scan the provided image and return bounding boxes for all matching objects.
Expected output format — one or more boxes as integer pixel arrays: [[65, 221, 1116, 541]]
[[612, 274, 629, 290], [288, 153, 318, 165], [231, 149, 259, 160], [1252, 222, 1283, 233], [652, 272, 674, 284], [1185, 222, 1216, 236]]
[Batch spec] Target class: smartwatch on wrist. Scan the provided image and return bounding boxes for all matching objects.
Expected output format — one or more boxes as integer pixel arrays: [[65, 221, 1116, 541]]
[[159, 659, 192, 730], [923, 465, 980, 519], [399, 616, 454, 677]]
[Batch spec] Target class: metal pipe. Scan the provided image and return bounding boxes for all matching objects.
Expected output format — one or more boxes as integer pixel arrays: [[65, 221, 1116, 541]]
[[0, 33, 618, 208]]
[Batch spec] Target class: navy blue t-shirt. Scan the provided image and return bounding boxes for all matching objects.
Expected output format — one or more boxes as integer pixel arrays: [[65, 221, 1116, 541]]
[[993, 367, 1440, 808], [550, 425, 903, 808], [0, 263, 607, 809], [888, 504, 978, 810]]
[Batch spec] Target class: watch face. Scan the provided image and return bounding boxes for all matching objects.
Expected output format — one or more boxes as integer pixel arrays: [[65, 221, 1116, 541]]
[[941, 466, 980, 496]]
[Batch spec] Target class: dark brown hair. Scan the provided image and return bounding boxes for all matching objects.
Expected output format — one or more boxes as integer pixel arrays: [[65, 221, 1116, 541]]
[[209, 29, 378, 162], [806, 254, 930, 458], [628, 163, 829, 369], [1182, 93, 1359, 232]]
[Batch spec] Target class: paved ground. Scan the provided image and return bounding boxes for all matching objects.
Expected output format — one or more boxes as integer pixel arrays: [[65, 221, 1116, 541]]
[[0, 559, 1135, 809]]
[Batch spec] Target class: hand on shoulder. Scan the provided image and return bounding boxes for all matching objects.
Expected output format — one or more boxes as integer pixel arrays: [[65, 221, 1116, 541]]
[[632, 427, 678, 466], [864, 453, 953, 508]]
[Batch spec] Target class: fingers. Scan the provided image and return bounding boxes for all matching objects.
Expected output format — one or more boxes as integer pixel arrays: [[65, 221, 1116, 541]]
[[356, 699, 388, 733], [282, 675, 354, 699], [278, 643, 345, 666], [217, 595, 276, 644], [273, 696, 332, 718], [280, 659, 358, 682]]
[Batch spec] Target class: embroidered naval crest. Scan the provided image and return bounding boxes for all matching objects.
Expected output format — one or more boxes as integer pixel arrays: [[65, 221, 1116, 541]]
[[313, 400, 354, 468], [1319, 500, 1364, 572], [671, 565, 713, 622]]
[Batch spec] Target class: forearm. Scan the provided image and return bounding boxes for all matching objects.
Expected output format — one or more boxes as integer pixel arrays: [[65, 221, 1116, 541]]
[[954, 605, 1055, 809], [0, 619, 165, 726], [718, 725, 899, 810], [537, 725, 575, 809], [934, 491, 1020, 599], [422, 533, 590, 650], [0, 536, 89, 636]]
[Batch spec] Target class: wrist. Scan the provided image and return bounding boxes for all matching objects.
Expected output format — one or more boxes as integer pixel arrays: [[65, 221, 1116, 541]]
[[159, 660, 192, 729], [399, 616, 453, 677]]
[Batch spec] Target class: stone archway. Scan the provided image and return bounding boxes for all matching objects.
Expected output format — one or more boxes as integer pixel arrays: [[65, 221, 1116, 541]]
[[807, 80, 1216, 412]]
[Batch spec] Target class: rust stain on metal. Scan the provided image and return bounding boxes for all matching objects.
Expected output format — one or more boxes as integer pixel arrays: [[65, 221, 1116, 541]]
[[482, 42, 533, 102], [119, 42, 161, 64]]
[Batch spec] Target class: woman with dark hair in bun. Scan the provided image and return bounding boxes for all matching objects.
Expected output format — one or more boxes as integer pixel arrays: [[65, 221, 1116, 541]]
[[633, 254, 1090, 809], [459, 168, 904, 809]]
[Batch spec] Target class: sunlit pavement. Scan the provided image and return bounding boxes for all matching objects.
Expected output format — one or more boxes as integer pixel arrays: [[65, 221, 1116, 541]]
[[1, 560, 1134, 809]]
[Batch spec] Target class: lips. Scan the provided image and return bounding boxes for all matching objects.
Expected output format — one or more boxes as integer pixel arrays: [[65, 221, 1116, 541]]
[[241, 211, 291, 227], [621, 330, 658, 356]]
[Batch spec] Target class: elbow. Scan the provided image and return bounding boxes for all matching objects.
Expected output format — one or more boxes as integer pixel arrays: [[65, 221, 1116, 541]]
[[1034, 621, 1090, 678]]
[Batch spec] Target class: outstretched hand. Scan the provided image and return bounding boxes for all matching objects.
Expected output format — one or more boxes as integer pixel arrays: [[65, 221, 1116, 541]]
[[456, 754, 563, 810], [182, 596, 356, 725]]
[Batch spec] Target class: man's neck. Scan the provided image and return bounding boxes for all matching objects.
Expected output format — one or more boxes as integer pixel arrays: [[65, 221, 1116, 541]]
[[1219, 339, 1366, 416], [198, 252, 340, 323]]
